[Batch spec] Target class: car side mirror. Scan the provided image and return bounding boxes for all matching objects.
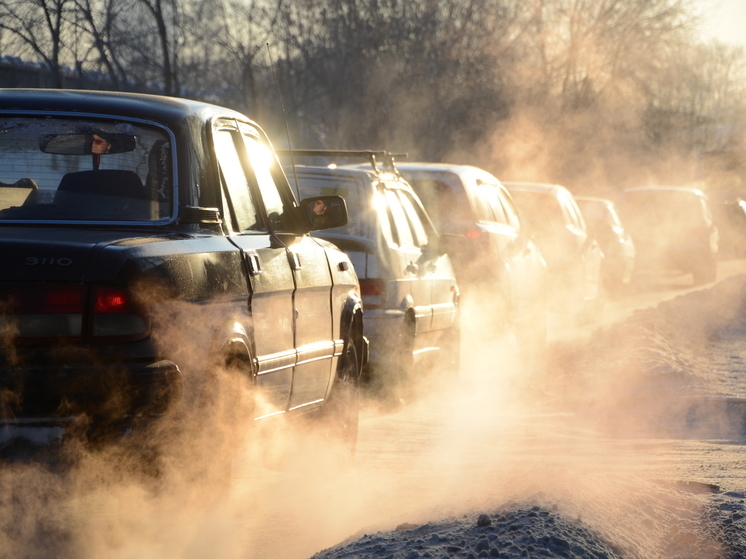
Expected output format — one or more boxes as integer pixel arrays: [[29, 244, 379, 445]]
[[299, 195, 348, 232]]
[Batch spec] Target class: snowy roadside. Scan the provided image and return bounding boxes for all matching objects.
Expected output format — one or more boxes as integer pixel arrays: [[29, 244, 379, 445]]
[[310, 275, 746, 559]]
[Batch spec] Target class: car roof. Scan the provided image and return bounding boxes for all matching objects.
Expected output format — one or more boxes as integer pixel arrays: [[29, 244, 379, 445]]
[[0, 88, 252, 129], [396, 162, 511, 189], [575, 196, 614, 205], [396, 162, 499, 179], [502, 181, 568, 195], [622, 186, 707, 197], [294, 164, 414, 189]]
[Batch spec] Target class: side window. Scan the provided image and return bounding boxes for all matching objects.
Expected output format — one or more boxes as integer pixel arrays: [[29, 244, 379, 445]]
[[212, 129, 261, 232], [397, 190, 429, 248], [471, 185, 494, 222], [482, 184, 508, 225], [375, 190, 395, 245], [238, 125, 291, 233], [568, 199, 586, 230], [558, 191, 579, 228], [498, 187, 521, 229], [384, 189, 414, 247]]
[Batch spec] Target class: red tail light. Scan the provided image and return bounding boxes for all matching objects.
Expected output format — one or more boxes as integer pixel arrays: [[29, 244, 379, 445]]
[[91, 286, 150, 342], [359, 279, 386, 309], [0, 283, 149, 343], [94, 287, 129, 314], [44, 288, 85, 313], [465, 229, 481, 239]]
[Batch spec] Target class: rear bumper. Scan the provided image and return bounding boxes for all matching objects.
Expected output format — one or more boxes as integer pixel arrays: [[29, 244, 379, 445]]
[[0, 359, 183, 427]]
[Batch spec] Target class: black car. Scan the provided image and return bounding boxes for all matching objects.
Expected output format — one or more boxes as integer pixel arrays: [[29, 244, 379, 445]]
[[0, 89, 367, 463]]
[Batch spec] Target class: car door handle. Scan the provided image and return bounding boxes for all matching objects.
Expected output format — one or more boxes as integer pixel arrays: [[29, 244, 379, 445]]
[[289, 252, 302, 270], [406, 262, 419, 274], [246, 253, 261, 275]]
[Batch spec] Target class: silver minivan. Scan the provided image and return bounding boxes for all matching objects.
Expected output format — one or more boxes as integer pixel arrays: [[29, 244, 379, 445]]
[[282, 151, 461, 396]]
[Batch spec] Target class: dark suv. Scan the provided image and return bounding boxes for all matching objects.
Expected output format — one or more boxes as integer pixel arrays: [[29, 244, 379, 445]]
[[0, 90, 367, 460]]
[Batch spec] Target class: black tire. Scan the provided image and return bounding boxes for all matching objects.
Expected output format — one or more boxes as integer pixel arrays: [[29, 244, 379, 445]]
[[318, 332, 361, 461]]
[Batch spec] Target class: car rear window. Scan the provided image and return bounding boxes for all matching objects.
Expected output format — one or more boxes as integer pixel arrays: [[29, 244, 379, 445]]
[[293, 173, 366, 237], [0, 117, 173, 222], [508, 189, 564, 234], [405, 176, 471, 233]]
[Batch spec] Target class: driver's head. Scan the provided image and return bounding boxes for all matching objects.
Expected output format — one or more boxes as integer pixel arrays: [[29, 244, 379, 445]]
[[91, 134, 112, 154]]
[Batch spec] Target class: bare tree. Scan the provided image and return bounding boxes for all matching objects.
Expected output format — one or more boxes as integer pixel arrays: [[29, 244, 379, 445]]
[[129, 0, 180, 95], [276, 0, 524, 158], [0, 0, 74, 87], [181, 0, 283, 116], [71, 0, 134, 88]]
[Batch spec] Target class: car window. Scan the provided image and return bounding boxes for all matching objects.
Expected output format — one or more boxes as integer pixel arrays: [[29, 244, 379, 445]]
[[293, 174, 366, 237], [371, 188, 395, 244], [498, 187, 521, 229], [606, 203, 624, 228], [508, 189, 564, 236], [397, 190, 430, 248], [384, 189, 415, 247], [478, 183, 508, 225], [0, 116, 173, 222], [557, 190, 583, 228], [406, 175, 469, 231], [212, 129, 262, 232], [471, 184, 494, 222], [241, 133, 291, 233]]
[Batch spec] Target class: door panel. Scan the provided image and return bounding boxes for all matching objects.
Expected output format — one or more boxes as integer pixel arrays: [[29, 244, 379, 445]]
[[286, 237, 335, 410], [241, 132, 335, 410], [213, 125, 295, 416]]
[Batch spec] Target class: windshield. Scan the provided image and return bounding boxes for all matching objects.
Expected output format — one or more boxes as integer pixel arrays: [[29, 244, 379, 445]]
[[0, 117, 173, 223]]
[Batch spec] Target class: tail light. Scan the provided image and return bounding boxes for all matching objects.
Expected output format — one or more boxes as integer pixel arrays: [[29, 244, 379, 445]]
[[0, 283, 150, 343], [91, 286, 150, 342], [359, 279, 386, 309]]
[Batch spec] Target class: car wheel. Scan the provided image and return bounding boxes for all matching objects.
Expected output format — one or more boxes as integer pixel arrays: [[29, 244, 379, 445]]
[[317, 331, 361, 462]]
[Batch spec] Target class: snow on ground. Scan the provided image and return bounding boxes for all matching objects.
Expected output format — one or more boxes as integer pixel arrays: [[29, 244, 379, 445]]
[[310, 275, 746, 559]]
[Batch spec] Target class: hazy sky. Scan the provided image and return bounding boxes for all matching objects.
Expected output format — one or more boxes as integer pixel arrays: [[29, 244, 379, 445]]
[[700, 0, 746, 49]]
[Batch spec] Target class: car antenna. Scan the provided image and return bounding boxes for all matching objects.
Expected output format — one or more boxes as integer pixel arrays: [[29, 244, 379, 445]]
[[266, 42, 301, 202]]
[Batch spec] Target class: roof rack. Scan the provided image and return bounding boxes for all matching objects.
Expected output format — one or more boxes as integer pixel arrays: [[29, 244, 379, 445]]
[[276, 149, 408, 175]]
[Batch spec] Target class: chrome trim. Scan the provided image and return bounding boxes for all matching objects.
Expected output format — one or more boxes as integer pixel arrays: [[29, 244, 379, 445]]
[[289, 398, 324, 412], [253, 410, 286, 420], [295, 340, 335, 366], [256, 349, 297, 375]]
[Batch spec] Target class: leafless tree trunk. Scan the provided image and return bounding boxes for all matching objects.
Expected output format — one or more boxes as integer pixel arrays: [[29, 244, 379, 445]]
[[0, 0, 72, 87]]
